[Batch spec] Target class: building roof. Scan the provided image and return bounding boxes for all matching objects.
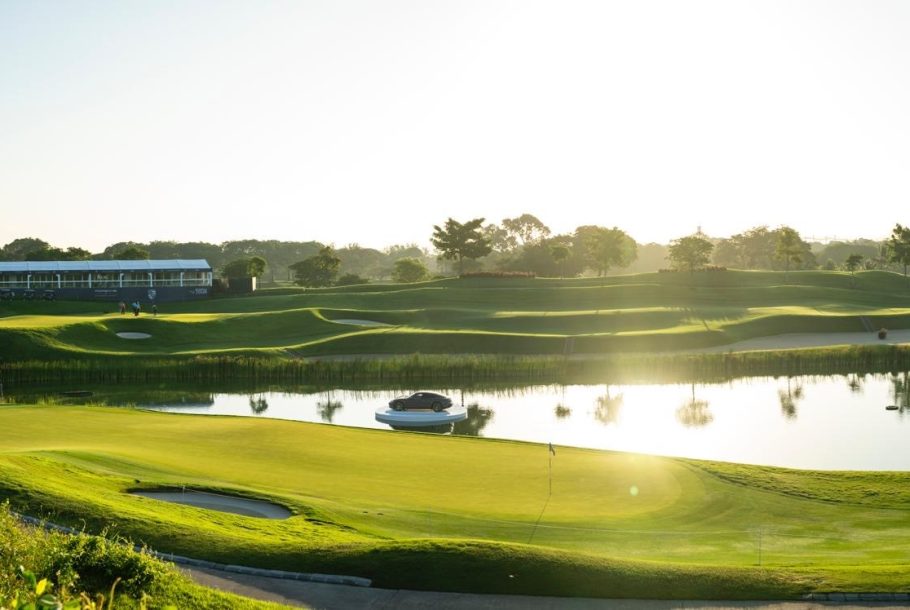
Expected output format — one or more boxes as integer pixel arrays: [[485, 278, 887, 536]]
[[0, 260, 212, 273]]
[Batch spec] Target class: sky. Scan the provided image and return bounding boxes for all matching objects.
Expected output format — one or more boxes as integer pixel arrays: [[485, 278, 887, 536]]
[[2, 0, 909, 252]]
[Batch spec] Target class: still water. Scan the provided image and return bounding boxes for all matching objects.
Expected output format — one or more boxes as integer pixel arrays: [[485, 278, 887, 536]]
[[73, 372, 910, 471]]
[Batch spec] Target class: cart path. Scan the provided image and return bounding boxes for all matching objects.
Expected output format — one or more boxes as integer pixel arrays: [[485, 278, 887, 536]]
[[182, 567, 910, 610]]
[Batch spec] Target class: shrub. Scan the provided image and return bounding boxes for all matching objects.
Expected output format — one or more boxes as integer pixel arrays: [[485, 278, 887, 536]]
[[334, 273, 369, 286], [879, 328, 888, 340], [47, 535, 164, 598]]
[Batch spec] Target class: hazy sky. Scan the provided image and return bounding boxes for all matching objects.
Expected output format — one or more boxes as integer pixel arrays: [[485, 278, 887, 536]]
[[2, 1, 909, 252]]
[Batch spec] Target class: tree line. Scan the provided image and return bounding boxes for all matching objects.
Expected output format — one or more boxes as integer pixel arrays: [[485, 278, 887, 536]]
[[2, 218, 910, 287]]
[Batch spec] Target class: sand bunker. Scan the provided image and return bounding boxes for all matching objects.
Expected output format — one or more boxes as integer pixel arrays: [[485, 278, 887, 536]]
[[331, 319, 391, 327], [116, 332, 152, 340], [131, 490, 292, 519]]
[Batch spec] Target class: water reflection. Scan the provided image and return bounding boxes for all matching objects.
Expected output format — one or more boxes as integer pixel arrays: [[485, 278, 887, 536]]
[[891, 372, 910, 414], [13, 370, 910, 469], [847, 373, 864, 394], [452, 403, 495, 436], [316, 399, 343, 423], [390, 423, 454, 434], [676, 384, 712, 428], [777, 377, 803, 420], [248, 395, 269, 414], [593, 388, 623, 426]]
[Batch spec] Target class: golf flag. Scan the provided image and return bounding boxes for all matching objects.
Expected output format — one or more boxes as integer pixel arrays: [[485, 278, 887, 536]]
[[548, 442, 556, 456]]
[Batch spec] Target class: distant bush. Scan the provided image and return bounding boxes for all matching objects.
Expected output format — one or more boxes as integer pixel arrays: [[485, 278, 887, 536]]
[[879, 328, 888, 340], [459, 271, 536, 279], [335, 273, 369, 286]]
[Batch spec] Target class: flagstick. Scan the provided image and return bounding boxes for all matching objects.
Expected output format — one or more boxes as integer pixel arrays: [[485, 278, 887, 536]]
[[548, 452, 552, 496]]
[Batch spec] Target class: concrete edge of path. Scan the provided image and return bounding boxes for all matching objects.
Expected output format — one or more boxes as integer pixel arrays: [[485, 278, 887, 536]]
[[181, 566, 910, 610], [14, 513, 371, 588]]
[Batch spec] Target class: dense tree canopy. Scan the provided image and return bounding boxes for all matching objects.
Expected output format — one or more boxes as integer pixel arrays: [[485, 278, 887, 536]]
[[583, 227, 637, 276], [392, 257, 429, 283], [668, 235, 714, 272], [221, 256, 267, 278], [290, 246, 341, 287], [431, 218, 492, 275], [774, 226, 805, 275]]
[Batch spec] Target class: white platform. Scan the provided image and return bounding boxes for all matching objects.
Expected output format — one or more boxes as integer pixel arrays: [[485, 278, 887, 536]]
[[375, 405, 467, 427]]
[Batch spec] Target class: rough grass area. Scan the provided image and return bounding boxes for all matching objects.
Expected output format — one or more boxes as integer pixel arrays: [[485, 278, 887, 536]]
[[2, 270, 910, 361], [0, 503, 290, 609], [1, 406, 909, 597]]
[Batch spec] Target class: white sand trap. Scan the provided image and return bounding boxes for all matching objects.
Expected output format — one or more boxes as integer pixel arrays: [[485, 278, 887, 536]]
[[331, 319, 391, 327], [116, 332, 152, 340], [132, 490, 292, 519]]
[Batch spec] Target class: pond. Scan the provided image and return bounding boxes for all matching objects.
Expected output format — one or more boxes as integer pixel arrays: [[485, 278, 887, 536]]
[[7, 372, 910, 470]]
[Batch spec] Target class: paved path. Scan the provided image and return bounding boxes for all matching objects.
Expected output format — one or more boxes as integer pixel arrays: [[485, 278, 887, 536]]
[[183, 567, 910, 610]]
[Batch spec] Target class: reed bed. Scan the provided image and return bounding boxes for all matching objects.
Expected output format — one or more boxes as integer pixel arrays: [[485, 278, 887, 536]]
[[2, 344, 910, 387]]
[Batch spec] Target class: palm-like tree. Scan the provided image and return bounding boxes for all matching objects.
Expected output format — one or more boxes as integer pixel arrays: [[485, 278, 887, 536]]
[[676, 384, 713, 427], [594, 387, 624, 425], [778, 377, 804, 420], [316, 399, 343, 422]]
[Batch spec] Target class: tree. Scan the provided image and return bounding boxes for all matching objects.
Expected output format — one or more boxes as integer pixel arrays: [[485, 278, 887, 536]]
[[221, 256, 266, 278], [431, 218, 492, 275], [888, 224, 910, 279], [774, 226, 804, 277], [549, 244, 570, 278], [117, 246, 150, 260], [667, 235, 713, 273], [0, 238, 50, 261], [482, 223, 515, 252], [844, 253, 864, 283], [392, 257, 429, 283], [584, 227, 637, 277], [289, 246, 340, 287], [501, 213, 550, 247], [24, 246, 91, 261]]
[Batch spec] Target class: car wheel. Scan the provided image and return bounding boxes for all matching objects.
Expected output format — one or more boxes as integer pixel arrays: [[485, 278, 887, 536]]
[[392, 402, 404, 411], [432, 402, 443, 412]]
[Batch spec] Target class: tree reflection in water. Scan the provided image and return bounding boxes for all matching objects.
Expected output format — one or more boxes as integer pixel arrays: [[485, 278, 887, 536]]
[[316, 399, 343, 423], [594, 388, 623, 426], [248, 395, 269, 414], [676, 384, 712, 428], [891, 372, 910, 415], [453, 403, 494, 436], [777, 377, 803, 420], [846, 373, 864, 394]]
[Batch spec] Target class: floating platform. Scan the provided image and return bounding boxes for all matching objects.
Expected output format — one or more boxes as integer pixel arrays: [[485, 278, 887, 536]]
[[375, 405, 467, 427]]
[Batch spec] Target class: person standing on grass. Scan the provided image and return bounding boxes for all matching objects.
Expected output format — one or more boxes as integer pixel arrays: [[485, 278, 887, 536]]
[[152, 304, 157, 316], [119, 301, 126, 315]]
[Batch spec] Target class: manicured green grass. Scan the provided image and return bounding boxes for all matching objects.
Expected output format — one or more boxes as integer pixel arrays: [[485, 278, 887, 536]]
[[2, 270, 910, 360], [1, 405, 909, 597]]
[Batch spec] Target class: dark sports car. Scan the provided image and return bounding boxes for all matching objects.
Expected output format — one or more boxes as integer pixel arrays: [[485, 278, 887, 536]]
[[388, 391, 453, 412]]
